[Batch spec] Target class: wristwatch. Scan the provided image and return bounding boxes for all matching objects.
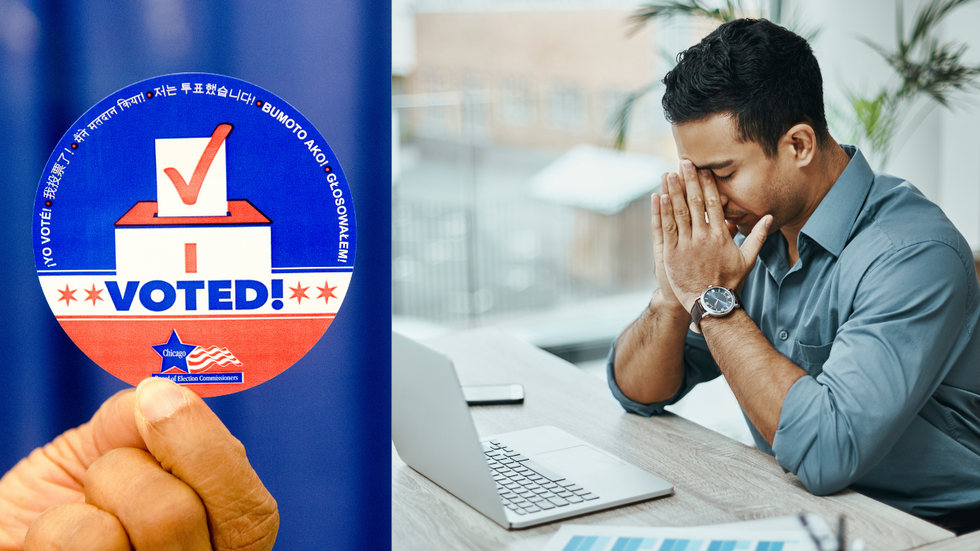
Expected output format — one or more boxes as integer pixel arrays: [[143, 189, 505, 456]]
[[690, 286, 741, 334]]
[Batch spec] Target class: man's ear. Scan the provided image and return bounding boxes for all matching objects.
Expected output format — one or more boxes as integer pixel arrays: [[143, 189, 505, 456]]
[[781, 123, 817, 168]]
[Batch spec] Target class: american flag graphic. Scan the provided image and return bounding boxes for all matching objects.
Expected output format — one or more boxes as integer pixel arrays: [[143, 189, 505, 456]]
[[187, 345, 243, 373]]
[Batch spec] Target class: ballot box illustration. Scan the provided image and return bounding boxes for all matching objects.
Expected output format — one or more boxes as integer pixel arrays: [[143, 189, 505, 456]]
[[114, 200, 272, 279], [115, 125, 273, 280]]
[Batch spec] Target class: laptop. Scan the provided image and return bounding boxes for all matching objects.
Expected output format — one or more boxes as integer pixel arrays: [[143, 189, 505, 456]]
[[391, 331, 674, 529]]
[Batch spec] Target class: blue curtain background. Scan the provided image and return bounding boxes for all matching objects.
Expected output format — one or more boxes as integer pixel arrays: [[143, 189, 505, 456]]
[[0, 1, 391, 548]]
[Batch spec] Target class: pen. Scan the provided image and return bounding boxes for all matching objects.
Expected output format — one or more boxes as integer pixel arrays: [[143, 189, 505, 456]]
[[838, 515, 846, 551], [799, 514, 824, 551]]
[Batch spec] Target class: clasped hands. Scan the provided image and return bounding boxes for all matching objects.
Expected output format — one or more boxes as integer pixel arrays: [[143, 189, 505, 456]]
[[651, 159, 772, 317], [0, 377, 279, 551]]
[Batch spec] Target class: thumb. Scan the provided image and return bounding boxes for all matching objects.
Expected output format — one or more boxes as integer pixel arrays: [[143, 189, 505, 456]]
[[739, 215, 772, 265], [134, 377, 279, 551]]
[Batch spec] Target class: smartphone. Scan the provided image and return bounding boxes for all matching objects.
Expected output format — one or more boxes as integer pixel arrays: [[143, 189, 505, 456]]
[[462, 383, 525, 406]]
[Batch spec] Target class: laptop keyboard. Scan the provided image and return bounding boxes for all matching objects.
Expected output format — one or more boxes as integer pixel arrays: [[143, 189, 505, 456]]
[[483, 440, 599, 516]]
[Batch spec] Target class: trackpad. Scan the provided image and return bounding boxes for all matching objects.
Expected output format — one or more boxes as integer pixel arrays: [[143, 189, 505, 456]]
[[534, 445, 623, 478]]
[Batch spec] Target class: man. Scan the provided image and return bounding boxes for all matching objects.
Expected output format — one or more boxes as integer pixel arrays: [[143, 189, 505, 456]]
[[0, 377, 279, 550], [609, 18, 980, 532]]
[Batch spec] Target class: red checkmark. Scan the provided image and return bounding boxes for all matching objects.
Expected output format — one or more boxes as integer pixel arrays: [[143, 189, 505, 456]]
[[163, 123, 234, 205]]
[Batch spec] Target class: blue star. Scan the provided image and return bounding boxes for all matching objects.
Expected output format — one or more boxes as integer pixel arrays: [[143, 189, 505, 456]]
[[152, 330, 198, 373]]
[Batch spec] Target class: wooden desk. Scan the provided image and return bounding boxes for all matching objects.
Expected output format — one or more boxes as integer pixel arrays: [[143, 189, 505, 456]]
[[912, 530, 980, 550], [392, 328, 954, 551]]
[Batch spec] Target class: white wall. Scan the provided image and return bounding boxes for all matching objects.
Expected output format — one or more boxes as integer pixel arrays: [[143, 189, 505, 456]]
[[800, 0, 980, 247], [936, 3, 980, 248]]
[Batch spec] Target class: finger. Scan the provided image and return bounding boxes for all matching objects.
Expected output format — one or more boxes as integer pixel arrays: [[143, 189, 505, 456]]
[[85, 390, 145, 453], [40, 389, 146, 486], [25, 502, 130, 551], [698, 168, 727, 233], [660, 183, 678, 249], [651, 193, 664, 247], [680, 160, 707, 233], [85, 448, 209, 551], [134, 377, 279, 551], [0, 389, 147, 545], [665, 172, 691, 240], [739, 214, 773, 264], [651, 174, 668, 248]]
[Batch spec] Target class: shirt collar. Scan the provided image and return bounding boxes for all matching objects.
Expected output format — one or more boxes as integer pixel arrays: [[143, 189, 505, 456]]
[[798, 145, 875, 258]]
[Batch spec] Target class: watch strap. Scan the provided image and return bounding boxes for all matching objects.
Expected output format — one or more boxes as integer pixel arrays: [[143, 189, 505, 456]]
[[691, 300, 708, 334]]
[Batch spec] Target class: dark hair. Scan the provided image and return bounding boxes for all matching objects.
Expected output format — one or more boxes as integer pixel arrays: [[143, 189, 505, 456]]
[[662, 19, 830, 158]]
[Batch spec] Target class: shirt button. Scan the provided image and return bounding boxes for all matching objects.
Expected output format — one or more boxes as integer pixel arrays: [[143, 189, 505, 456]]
[[779, 330, 789, 341]]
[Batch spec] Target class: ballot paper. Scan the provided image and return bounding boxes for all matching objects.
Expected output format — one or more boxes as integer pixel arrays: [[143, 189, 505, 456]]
[[541, 514, 839, 551], [33, 73, 355, 397]]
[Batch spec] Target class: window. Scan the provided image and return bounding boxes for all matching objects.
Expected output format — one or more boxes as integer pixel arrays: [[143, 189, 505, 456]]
[[549, 82, 587, 132], [500, 75, 533, 126]]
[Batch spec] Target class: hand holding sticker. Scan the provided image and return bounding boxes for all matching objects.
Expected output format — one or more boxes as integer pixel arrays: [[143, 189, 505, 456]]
[[2, 378, 278, 550]]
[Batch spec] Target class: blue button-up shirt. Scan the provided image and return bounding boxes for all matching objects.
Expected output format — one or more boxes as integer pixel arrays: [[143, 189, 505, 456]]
[[608, 146, 980, 518]]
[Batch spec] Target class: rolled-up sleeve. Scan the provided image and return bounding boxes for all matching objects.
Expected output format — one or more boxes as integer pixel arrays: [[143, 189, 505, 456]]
[[773, 242, 974, 495], [607, 329, 723, 417]]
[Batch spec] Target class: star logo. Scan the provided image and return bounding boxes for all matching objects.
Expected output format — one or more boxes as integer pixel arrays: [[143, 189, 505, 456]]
[[316, 281, 337, 305], [290, 282, 309, 304], [151, 330, 198, 373], [84, 285, 104, 306], [57, 285, 77, 306]]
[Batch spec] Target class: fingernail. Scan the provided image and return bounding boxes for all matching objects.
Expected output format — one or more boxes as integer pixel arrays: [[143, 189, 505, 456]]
[[668, 173, 678, 184], [137, 377, 187, 421], [683, 160, 693, 170]]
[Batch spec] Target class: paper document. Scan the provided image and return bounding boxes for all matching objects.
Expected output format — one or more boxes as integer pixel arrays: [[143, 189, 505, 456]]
[[540, 524, 824, 551]]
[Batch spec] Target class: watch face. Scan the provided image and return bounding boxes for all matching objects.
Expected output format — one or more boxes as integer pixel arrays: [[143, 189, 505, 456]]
[[702, 286, 735, 315]]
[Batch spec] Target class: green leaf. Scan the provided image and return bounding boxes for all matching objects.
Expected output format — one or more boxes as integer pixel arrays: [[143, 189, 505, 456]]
[[628, 0, 740, 35], [611, 81, 662, 151]]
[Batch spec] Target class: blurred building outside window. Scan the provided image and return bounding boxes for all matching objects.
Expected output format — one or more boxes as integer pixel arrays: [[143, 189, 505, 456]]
[[393, 3, 679, 332]]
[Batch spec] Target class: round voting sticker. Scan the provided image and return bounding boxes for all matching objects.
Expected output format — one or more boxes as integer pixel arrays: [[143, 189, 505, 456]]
[[33, 74, 355, 397]]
